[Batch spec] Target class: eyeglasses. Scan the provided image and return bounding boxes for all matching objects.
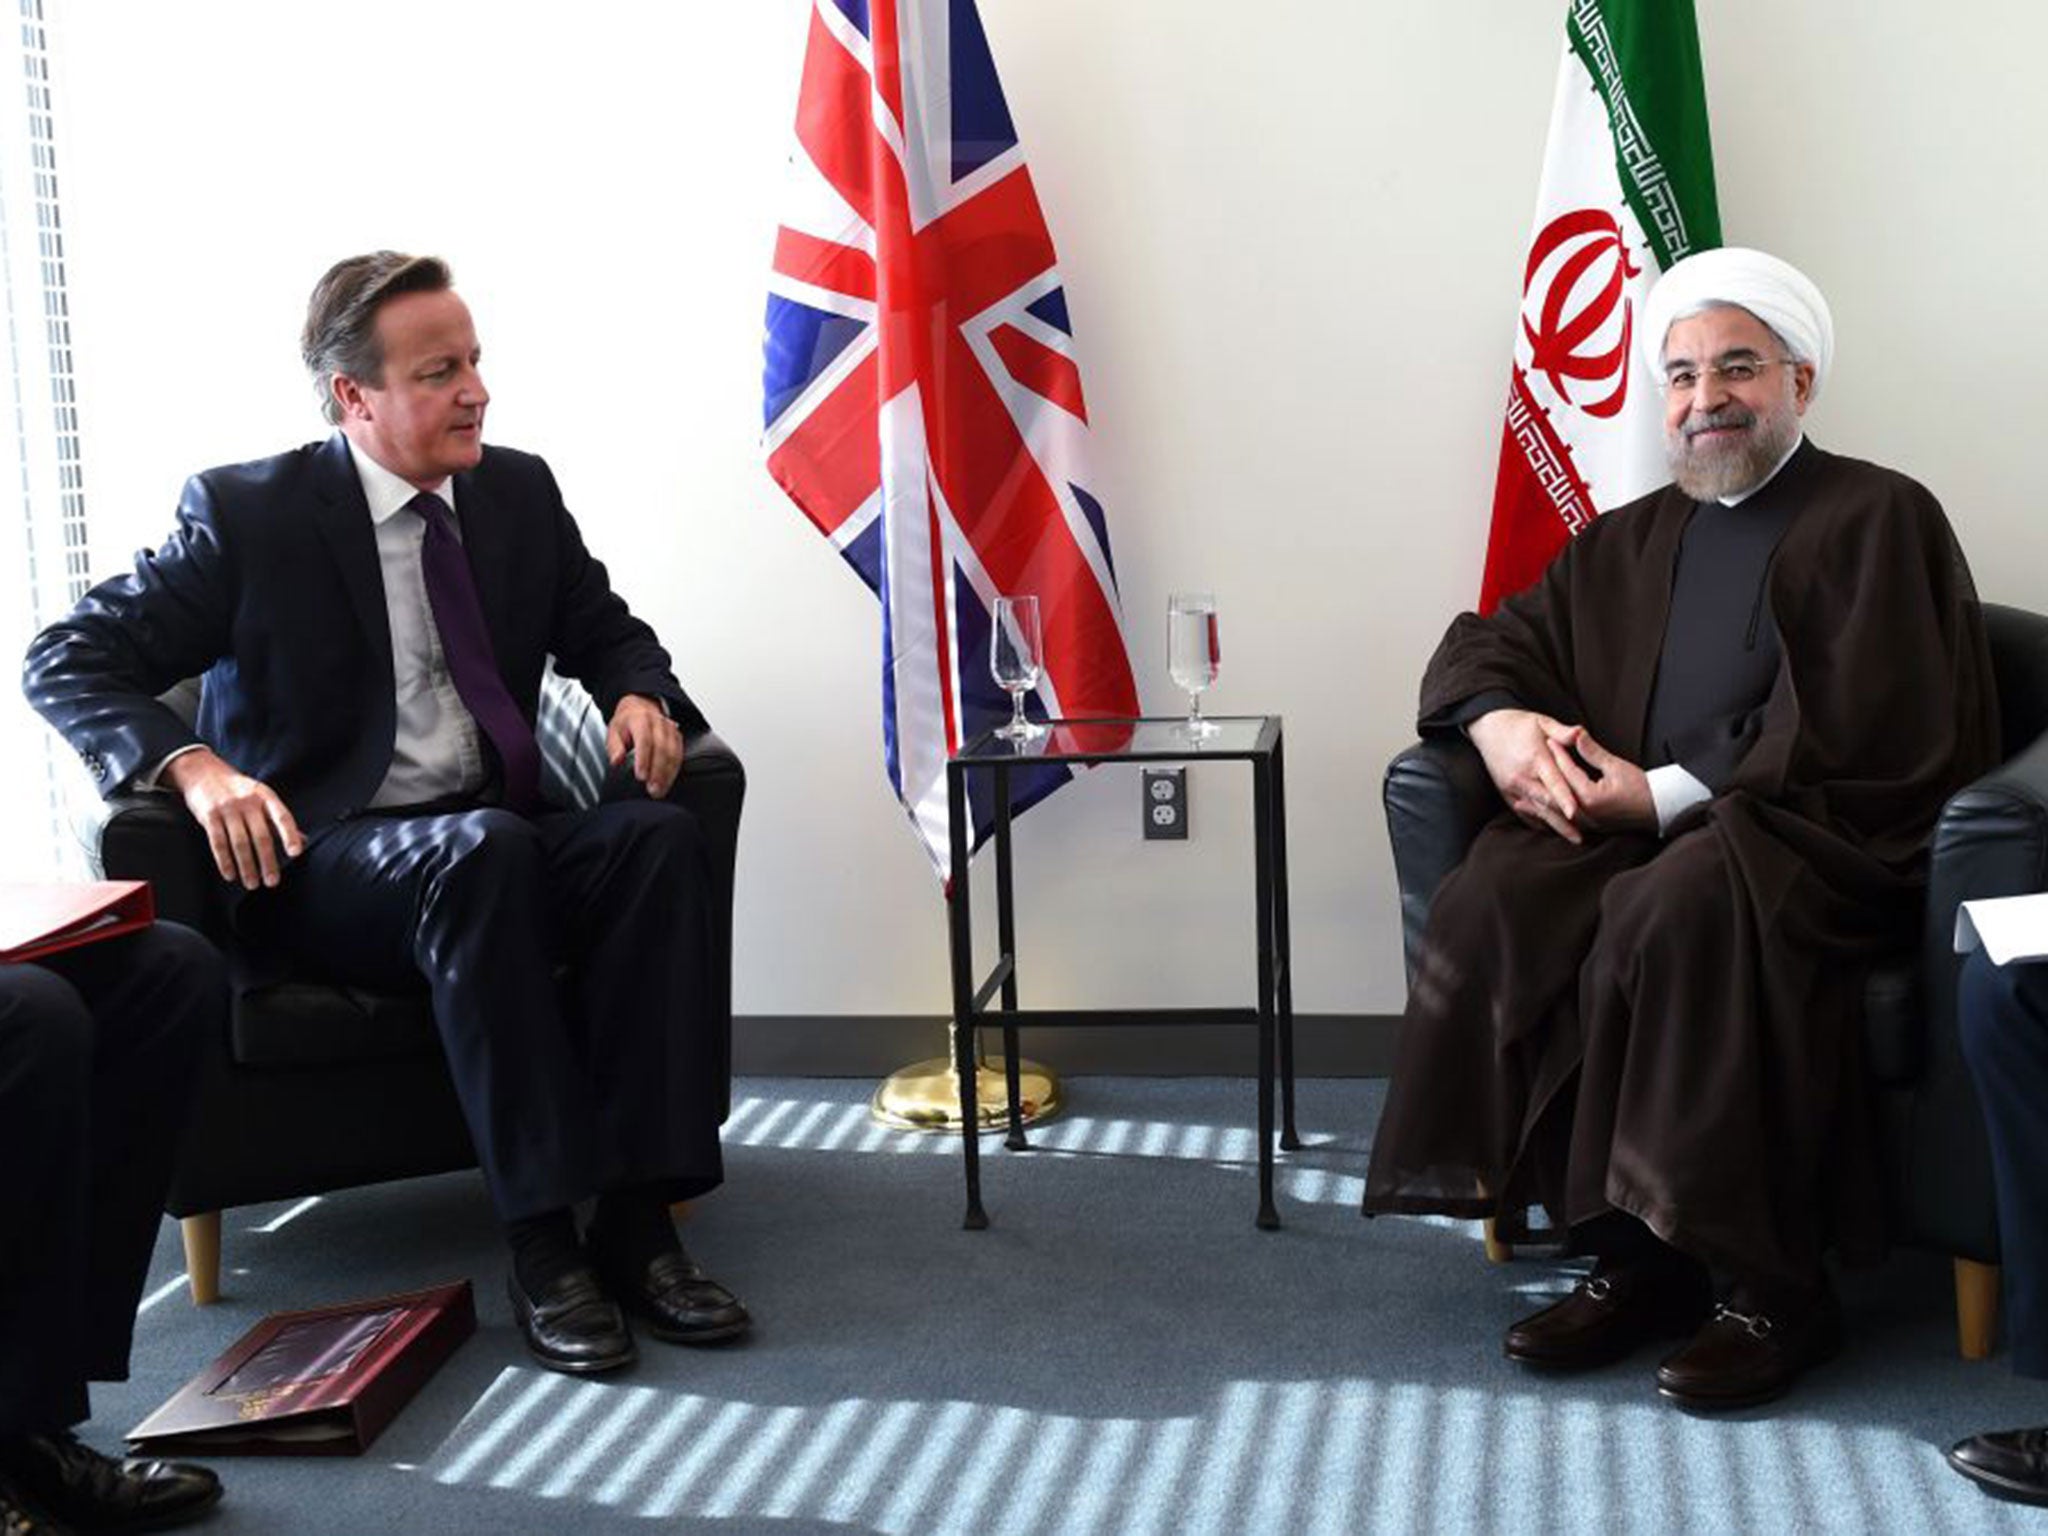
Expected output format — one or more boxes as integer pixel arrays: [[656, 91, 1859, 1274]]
[[1656, 358, 1800, 394]]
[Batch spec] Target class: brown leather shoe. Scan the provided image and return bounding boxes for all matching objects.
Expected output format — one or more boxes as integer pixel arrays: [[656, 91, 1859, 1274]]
[[1655, 1291, 1841, 1410], [1947, 1426, 2048, 1505], [1504, 1261, 1710, 1369]]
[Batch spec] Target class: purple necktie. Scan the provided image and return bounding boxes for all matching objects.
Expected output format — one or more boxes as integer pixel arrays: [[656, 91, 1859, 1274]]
[[410, 492, 541, 811]]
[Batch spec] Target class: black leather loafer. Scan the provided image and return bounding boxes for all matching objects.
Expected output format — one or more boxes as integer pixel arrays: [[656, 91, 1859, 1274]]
[[596, 1247, 751, 1345], [1947, 1426, 2048, 1505], [1655, 1292, 1841, 1410], [0, 1431, 222, 1532], [507, 1267, 637, 1375], [1504, 1261, 1709, 1370]]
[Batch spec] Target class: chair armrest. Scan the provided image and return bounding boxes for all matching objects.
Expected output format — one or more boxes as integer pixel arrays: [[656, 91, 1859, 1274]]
[[1383, 735, 1501, 986], [1904, 725, 2048, 1261], [1922, 725, 2048, 1025], [537, 664, 744, 812], [669, 726, 747, 880], [83, 790, 231, 939], [677, 727, 743, 791], [1926, 727, 2048, 914]]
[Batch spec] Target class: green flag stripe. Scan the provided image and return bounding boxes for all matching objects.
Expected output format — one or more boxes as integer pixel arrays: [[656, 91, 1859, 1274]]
[[1565, 0, 1721, 272]]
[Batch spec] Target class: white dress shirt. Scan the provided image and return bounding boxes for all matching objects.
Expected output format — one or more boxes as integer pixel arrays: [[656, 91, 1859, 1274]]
[[347, 440, 488, 808]]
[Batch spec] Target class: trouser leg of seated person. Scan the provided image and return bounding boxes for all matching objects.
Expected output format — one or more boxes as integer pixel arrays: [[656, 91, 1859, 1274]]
[[558, 782, 746, 1345], [262, 797, 726, 1216], [0, 963, 97, 1440], [1957, 949, 2048, 1380], [254, 797, 740, 1366], [0, 925, 226, 1531], [255, 803, 708, 1220], [543, 791, 724, 1206], [1947, 952, 2048, 1506]]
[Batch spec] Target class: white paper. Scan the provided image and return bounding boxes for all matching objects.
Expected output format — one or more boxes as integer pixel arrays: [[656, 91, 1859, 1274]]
[[1955, 893, 2048, 966]]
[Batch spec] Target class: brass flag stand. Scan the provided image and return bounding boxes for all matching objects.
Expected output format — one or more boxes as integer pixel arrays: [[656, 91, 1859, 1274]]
[[869, 1018, 1060, 1133]]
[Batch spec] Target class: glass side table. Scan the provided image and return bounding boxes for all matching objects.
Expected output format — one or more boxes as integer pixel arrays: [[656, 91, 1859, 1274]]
[[945, 715, 1299, 1230]]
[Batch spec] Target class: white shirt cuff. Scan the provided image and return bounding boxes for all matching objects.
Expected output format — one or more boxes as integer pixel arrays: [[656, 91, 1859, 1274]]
[[1646, 763, 1712, 836], [135, 742, 206, 792]]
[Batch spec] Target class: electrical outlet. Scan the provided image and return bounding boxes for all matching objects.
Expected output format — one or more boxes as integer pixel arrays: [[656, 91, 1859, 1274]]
[[1142, 767, 1187, 840]]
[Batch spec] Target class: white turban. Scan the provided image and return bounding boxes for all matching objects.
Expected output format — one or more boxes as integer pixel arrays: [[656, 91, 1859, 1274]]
[[1641, 247, 1834, 402]]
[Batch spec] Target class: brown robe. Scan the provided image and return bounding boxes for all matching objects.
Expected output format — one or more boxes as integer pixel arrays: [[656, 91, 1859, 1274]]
[[1362, 443, 2000, 1288]]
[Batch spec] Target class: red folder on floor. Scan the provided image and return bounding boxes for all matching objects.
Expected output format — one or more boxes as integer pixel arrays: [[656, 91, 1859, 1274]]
[[127, 1281, 475, 1456], [0, 880, 154, 964]]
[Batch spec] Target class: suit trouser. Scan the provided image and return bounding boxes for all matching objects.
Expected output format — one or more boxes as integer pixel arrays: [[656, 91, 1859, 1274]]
[[1957, 947, 2048, 1379], [0, 924, 220, 1436], [252, 784, 722, 1222]]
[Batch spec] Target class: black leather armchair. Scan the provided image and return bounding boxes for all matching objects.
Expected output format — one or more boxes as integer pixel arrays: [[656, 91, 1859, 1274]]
[[76, 666, 743, 1303], [1382, 601, 2048, 1360]]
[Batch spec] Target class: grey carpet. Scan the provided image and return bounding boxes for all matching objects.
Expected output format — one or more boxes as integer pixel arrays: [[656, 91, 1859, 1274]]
[[83, 1078, 2048, 1533]]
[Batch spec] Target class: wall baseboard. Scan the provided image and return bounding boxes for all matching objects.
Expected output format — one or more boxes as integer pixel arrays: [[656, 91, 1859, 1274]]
[[734, 1014, 1400, 1079]]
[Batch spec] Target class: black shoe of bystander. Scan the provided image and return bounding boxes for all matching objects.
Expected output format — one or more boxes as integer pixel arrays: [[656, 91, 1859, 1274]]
[[1947, 1426, 2048, 1505], [0, 1431, 221, 1533]]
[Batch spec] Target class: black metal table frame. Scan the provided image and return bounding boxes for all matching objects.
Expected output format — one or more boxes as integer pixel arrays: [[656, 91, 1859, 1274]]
[[945, 714, 1300, 1230]]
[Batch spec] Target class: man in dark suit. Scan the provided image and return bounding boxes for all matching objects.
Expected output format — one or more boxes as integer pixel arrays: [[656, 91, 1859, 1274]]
[[2, 923, 227, 1531], [22, 252, 747, 1376], [1948, 945, 2048, 1505]]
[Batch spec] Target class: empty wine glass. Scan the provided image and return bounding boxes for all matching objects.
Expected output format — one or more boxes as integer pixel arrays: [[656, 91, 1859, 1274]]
[[991, 594, 1046, 742], [1168, 591, 1220, 738]]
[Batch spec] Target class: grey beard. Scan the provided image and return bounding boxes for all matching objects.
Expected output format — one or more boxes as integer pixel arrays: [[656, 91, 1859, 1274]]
[[1665, 400, 1800, 501]]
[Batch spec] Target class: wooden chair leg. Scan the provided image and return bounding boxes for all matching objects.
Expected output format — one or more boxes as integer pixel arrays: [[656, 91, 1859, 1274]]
[[1483, 1217, 1513, 1264], [181, 1212, 222, 1305], [1955, 1257, 2000, 1361]]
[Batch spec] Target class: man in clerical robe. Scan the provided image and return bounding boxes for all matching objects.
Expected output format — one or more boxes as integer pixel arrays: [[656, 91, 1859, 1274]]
[[1363, 248, 2000, 1410]]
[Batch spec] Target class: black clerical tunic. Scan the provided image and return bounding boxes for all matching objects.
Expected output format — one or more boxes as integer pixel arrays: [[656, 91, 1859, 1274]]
[[1642, 469, 1797, 785], [1363, 441, 1999, 1288]]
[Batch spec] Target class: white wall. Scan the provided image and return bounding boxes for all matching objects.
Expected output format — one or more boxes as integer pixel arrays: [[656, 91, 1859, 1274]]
[[42, 1, 2047, 1017]]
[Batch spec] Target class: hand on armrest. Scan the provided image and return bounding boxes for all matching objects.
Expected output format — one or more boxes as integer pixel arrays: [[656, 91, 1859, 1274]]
[[162, 748, 305, 890]]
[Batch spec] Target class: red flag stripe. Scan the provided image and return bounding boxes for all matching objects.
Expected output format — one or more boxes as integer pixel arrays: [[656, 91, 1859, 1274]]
[[988, 324, 1087, 423], [795, 4, 878, 231], [767, 351, 881, 540], [773, 226, 878, 302]]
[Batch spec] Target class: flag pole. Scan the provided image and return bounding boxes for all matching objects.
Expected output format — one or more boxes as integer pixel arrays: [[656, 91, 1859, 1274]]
[[874, 761, 1061, 1135]]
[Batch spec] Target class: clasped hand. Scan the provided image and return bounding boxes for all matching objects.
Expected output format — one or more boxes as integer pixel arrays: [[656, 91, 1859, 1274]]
[[1465, 708, 1655, 843]]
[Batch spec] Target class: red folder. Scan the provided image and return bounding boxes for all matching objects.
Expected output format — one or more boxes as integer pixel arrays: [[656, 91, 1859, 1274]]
[[0, 880, 154, 964], [127, 1281, 475, 1456]]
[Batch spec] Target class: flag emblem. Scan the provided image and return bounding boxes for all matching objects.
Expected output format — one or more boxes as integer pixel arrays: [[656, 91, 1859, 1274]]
[[1479, 0, 1720, 612], [1521, 208, 1638, 420]]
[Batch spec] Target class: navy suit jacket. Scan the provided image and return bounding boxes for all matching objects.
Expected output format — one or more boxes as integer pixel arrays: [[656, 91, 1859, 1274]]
[[23, 433, 704, 833]]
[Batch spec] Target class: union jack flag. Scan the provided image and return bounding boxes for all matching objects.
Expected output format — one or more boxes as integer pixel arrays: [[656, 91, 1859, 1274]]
[[763, 0, 1140, 874]]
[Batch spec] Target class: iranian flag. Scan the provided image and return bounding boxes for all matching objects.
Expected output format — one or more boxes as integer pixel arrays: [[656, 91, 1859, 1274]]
[[1478, 0, 1720, 612]]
